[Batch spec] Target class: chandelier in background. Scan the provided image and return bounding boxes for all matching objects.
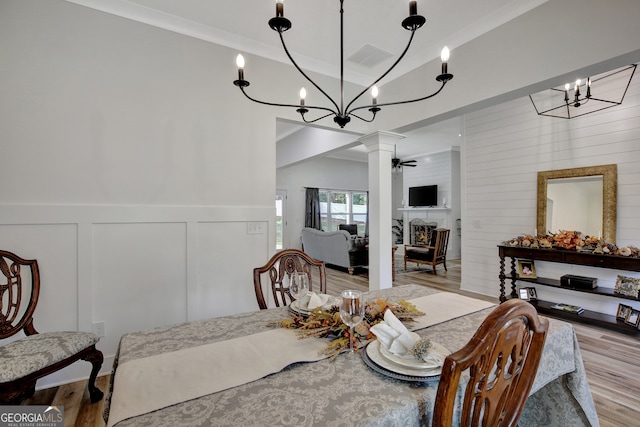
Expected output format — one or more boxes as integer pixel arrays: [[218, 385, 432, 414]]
[[529, 64, 637, 119], [233, 0, 454, 128]]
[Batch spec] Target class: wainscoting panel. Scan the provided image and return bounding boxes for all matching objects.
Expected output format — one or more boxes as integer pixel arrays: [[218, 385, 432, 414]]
[[0, 204, 274, 389], [92, 222, 188, 353], [195, 221, 269, 320]]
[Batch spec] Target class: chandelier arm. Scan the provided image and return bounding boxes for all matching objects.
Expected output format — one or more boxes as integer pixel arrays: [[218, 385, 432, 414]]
[[300, 112, 336, 124], [588, 97, 622, 105], [238, 87, 337, 115], [349, 112, 377, 123], [277, 31, 341, 113], [348, 80, 448, 115], [344, 29, 418, 113]]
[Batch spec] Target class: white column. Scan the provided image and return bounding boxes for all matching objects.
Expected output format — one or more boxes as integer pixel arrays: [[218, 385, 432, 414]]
[[359, 131, 405, 290]]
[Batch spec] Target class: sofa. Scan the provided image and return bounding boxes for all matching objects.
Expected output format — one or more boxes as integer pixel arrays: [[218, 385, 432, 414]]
[[300, 228, 368, 274]]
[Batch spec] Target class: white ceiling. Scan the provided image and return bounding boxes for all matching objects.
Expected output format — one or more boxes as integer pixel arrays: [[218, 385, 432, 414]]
[[69, 0, 548, 85], [68, 0, 547, 162]]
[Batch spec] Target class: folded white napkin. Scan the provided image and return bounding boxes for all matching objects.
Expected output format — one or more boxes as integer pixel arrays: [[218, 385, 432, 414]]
[[298, 292, 331, 310], [369, 309, 418, 357]]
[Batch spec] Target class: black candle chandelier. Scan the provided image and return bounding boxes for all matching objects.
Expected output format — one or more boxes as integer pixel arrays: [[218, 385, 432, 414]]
[[233, 0, 453, 128], [529, 64, 637, 119]]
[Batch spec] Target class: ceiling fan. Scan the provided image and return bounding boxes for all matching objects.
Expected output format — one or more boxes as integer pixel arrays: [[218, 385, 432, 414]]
[[392, 145, 417, 172]]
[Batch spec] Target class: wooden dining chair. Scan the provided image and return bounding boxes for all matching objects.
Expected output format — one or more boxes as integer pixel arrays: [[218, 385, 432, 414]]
[[0, 250, 104, 404], [253, 249, 327, 310], [432, 299, 549, 427]]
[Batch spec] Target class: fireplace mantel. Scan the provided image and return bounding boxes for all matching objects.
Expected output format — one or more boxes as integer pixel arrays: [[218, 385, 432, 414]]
[[398, 207, 451, 212]]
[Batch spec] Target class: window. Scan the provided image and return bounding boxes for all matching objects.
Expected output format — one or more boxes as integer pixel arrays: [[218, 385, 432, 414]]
[[319, 189, 367, 235], [276, 190, 286, 250]]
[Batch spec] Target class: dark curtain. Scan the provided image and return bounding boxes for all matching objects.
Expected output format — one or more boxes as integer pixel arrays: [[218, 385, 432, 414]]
[[365, 191, 369, 237], [305, 187, 321, 230]]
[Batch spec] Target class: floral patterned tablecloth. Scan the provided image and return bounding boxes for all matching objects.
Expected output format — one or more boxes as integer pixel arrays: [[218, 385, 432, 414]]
[[104, 285, 599, 427]]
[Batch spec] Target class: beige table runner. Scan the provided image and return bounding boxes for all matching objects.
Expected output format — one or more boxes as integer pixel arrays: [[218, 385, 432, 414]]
[[107, 292, 495, 427], [107, 328, 328, 427], [408, 292, 495, 331]]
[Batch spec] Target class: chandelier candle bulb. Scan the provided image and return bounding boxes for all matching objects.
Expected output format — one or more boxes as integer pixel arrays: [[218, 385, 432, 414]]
[[276, 0, 284, 18], [299, 87, 306, 106], [409, 0, 417, 16], [371, 85, 378, 105], [236, 54, 245, 80], [586, 78, 591, 98], [441, 46, 450, 74]]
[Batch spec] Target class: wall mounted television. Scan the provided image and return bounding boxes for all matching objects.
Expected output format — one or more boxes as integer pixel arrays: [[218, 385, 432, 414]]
[[408, 185, 438, 207]]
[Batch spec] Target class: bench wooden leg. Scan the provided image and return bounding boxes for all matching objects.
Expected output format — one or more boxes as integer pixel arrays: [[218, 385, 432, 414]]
[[82, 346, 104, 403]]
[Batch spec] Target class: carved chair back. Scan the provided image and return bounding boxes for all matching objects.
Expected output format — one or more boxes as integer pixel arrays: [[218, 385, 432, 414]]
[[0, 250, 40, 338], [433, 299, 549, 427], [253, 249, 326, 310], [0, 249, 104, 404]]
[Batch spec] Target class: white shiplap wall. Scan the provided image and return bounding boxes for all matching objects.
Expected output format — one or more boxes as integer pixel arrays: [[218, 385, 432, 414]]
[[461, 72, 640, 317]]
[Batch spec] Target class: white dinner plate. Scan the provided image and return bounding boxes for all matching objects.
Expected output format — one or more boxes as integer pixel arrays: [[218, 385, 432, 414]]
[[364, 340, 447, 379], [289, 296, 338, 315], [378, 340, 447, 370]]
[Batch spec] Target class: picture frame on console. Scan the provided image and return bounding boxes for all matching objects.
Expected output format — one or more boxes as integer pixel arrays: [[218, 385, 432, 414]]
[[624, 308, 640, 328], [614, 275, 640, 298], [518, 287, 530, 301], [617, 303, 632, 321], [517, 259, 536, 279]]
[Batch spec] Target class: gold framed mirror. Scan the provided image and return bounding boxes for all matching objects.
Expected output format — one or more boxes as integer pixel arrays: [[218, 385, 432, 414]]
[[537, 164, 617, 243]]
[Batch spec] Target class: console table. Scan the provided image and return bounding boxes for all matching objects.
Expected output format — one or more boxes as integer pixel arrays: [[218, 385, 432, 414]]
[[498, 245, 640, 336]]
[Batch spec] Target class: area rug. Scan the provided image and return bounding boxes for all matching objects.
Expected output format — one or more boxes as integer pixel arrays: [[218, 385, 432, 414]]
[[395, 256, 460, 275]]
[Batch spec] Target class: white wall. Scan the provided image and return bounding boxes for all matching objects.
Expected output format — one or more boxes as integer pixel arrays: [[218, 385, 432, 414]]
[[0, 0, 310, 388], [461, 69, 640, 316], [276, 157, 368, 250]]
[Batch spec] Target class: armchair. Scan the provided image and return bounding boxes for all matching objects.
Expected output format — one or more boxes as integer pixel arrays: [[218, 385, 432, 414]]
[[404, 228, 450, 274]]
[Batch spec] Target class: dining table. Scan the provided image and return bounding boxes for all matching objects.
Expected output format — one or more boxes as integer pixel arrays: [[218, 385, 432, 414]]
[[104, 284, 599, 427]]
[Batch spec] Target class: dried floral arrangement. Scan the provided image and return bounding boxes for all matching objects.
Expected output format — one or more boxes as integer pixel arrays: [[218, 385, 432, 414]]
[[502, 229, 640, 257], [269, 298, 425, 360]]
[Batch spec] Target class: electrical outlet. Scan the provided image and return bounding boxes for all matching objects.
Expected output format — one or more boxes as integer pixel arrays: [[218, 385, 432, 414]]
[[93, 322, 106, 338], [247, 222, 265, 235]]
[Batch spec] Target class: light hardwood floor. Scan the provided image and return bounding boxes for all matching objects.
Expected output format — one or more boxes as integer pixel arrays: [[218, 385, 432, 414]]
[[25, 260, 639, 427]]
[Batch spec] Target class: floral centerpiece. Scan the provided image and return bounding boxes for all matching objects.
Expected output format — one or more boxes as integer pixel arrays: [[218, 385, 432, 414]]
[[269, 297, 424, 360], [502, 229, 640, 257]]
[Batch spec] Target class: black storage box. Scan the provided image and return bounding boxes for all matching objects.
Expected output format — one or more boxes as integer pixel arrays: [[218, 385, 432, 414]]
[[560, 274, 598, 289]]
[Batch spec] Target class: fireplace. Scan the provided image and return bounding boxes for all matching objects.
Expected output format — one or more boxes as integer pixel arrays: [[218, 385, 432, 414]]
[[409, 219, 437, 245]]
